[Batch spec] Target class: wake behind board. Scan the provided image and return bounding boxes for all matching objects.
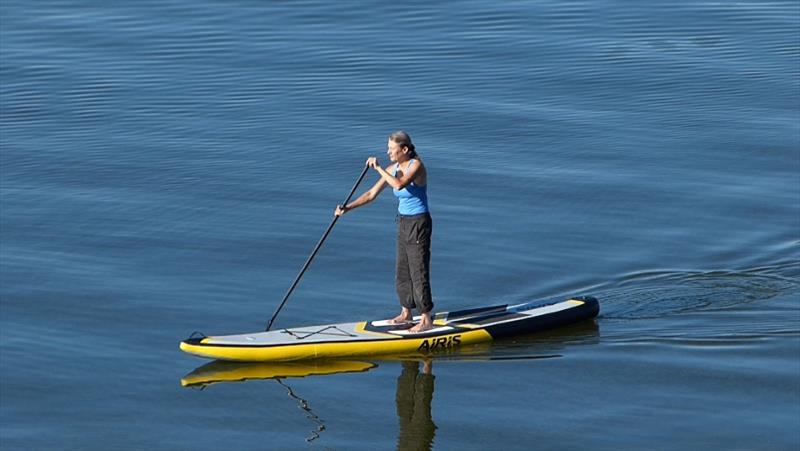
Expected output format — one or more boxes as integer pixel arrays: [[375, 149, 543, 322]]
[[180, 296, 599, 362]]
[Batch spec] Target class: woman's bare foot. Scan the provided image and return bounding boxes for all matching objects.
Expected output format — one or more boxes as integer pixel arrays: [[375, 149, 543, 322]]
[[422, 358, 433, 374], [387, 307, 412, 325], [408, 313, 432, 333]]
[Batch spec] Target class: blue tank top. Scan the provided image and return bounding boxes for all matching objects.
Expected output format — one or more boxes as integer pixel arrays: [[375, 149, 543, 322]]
[[392, 160, 429, 215]]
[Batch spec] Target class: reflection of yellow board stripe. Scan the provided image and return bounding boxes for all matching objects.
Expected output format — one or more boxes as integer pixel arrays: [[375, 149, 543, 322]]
[[179, 329, 493, 362], [180, 360, 376, 386]]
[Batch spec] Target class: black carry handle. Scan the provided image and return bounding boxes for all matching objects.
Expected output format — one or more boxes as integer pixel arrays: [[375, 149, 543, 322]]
[[265, 164, 371, 331]]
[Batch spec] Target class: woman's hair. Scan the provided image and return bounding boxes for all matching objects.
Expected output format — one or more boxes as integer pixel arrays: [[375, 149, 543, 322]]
[[389, 130, 417, 158]]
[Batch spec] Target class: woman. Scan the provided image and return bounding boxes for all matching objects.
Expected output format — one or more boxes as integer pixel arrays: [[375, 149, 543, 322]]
[[335, 131, 434, 333]]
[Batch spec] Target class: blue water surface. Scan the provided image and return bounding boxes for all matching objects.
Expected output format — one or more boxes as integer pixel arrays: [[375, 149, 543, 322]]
[[1, 1, 798, 450]]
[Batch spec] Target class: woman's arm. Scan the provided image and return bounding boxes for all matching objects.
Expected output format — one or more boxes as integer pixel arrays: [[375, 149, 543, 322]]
[[370, 158, 423, 190], [336, 176, 388, 216]]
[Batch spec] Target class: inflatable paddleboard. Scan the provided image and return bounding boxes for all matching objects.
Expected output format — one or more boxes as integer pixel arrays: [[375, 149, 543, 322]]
[[180, 296, 599, 362]]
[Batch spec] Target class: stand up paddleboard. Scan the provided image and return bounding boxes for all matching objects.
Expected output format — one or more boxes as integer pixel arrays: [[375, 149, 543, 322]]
[[180, 296, 599, 362]]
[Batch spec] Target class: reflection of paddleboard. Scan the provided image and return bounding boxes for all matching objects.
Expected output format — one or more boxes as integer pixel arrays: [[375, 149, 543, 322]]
[[181, 360, 376, 387], [180, 296, 599, 362]]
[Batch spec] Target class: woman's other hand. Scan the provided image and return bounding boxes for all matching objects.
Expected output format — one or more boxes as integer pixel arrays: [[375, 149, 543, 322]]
[[366, 156, 380, 169]]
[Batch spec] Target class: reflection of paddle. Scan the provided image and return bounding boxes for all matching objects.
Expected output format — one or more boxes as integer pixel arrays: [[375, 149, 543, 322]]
[[181, 359, 378, 444], [266, 164, 371, 331], [181, 360, 378, 443], [274, 379, 327, 443]]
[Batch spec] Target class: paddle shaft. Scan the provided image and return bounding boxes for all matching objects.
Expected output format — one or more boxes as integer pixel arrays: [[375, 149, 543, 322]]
[[266, 164, 371, 331]]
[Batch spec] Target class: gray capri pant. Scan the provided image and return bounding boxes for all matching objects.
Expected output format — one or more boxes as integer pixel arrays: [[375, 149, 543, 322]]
[[396, 213, 433, 314]]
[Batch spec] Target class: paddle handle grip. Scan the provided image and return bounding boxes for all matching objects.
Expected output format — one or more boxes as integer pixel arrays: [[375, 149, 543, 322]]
[[266, 164, 370, 331]]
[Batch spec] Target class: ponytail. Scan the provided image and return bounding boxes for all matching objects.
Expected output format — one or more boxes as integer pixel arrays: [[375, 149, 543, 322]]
[[389, 130, 417, 158]]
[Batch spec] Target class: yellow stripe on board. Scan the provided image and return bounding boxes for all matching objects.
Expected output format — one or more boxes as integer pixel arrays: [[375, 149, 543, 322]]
[[353, 321, 403, 337], [180, 329, 493, 362]]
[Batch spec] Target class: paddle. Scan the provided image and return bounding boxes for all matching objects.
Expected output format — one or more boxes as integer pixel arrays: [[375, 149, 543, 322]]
[[265, 164, 371, 331]]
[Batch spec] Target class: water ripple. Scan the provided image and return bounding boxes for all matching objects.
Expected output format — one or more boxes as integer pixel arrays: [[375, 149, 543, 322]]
[[593, 260, 800, 320]]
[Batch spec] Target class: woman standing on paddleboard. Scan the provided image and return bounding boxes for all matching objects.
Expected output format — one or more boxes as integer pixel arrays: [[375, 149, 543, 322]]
[[335, 131, 434, 333]]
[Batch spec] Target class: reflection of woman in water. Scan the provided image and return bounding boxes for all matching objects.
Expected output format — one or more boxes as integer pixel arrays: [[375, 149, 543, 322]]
[[395, 360, 437, 451]]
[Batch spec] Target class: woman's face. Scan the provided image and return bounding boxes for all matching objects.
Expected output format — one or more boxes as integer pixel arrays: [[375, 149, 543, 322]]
[[386, 139, 407, 162]]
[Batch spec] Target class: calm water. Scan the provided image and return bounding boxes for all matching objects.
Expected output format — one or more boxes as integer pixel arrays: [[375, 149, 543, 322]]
[[1, 1, 798, 450]]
